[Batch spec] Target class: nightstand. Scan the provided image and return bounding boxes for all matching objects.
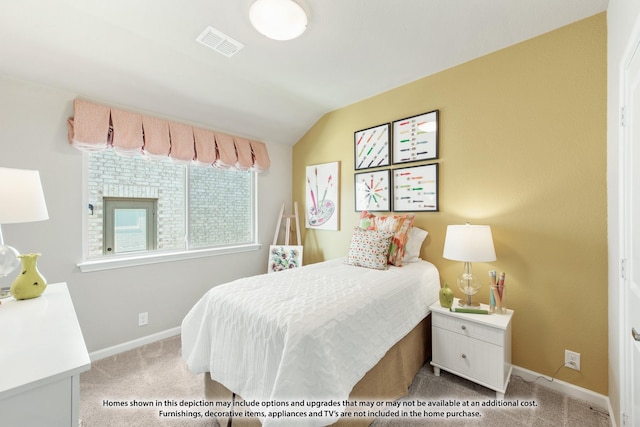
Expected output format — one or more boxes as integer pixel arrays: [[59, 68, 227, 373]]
[[429, 298, 513, 398], [0, 283, 91, 426]]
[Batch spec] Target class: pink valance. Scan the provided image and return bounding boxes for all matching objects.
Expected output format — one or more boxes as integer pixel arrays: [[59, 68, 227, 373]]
[[110, 108, 143, 156], [67, 98, 270, 172], [141, 115, 171, 158], [193, 128, 217, 166], [214, 132, 238, 169]]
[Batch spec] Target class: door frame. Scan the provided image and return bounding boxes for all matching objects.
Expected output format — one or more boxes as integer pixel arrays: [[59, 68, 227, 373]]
[[619, 13, 640, 426]]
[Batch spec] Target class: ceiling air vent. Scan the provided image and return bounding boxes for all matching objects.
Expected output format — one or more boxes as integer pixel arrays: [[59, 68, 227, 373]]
[[196, 26, 244, 58]]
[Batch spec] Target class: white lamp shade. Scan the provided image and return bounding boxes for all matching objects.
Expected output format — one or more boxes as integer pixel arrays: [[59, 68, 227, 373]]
[[443, 224, 496, 262], [249, 0, 307, 41], [0, 167, 49, 224]]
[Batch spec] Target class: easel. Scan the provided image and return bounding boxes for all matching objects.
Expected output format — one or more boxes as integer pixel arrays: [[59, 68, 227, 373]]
[[272, 202, 301, 246]]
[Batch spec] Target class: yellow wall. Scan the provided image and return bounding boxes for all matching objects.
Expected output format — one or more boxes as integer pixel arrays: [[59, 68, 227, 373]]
[[292, 14, 607, 394]]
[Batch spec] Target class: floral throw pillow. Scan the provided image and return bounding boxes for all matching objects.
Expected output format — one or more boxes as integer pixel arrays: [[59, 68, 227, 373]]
[[358, 211, 415, 266], [346, 227, 393, 270]]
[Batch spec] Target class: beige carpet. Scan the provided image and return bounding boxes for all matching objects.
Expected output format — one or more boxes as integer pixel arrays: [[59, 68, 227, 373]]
[[80, 335, 610, 426]]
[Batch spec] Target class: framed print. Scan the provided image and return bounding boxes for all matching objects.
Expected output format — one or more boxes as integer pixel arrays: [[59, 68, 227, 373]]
[[354, 169, 391, 212], [392, 110, 439, 164], [354, 123, 390, 170], [267, 245, 303, 273], [305, 161, 339, 230], [392, 163, 439, 212]]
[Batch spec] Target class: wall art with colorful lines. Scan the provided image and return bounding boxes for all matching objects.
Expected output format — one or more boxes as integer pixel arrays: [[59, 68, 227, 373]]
[[354, 169, 390, 212], [305, 161, 339, 230], [354, 123, 390, 170], [392, 163, 438, 212], [392, 110, 439, 164]]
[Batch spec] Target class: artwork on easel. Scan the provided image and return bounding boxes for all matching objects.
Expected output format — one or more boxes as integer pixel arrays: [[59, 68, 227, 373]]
[[354, 123, 390, 170], [393, 163, 439, 212], [267, 245, 303, 273], [305, 161, 339, 230], [269, 202, 302, 273]]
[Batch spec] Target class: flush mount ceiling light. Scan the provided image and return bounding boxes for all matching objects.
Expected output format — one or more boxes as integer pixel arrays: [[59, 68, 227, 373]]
[[249, 0, 307, 41]]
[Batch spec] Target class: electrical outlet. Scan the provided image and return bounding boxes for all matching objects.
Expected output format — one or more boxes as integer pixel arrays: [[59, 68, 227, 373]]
[[565, 349, 580, 370], [138, 312, 148, 326]]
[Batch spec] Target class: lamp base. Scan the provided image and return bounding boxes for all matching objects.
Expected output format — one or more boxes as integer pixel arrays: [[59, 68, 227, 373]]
[[0, 244, 20, 279], [458, 298, 480, 308], [458, 293, 480, 308]]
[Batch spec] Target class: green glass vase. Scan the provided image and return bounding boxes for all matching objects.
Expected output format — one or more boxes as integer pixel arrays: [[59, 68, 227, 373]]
[[10, 253, 47, 300]]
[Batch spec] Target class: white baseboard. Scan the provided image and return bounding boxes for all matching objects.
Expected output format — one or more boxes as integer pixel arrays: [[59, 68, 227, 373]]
[[89, 326, 181, 362], [512, 365, 611, 416]]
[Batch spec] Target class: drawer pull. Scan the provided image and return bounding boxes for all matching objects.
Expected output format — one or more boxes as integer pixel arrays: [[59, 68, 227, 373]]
[[461, 354, 467, 359], [461, 325, 467, 330]]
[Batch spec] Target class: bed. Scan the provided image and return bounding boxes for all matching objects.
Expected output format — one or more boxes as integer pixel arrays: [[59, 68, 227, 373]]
[[181, 255, 440, 427]]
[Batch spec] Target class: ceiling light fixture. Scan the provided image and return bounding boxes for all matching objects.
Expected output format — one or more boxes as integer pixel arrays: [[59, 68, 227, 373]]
[[249, 0, 307, 41]]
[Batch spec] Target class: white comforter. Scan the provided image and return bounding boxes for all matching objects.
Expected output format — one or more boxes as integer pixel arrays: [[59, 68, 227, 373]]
[[181, 258, 440, 426]]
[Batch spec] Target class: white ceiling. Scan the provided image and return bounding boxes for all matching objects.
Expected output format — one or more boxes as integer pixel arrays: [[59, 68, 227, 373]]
[[0, 0, 608, 146]]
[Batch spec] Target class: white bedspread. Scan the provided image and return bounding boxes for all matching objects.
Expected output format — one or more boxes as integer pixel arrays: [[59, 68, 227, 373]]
[[181, 258, 440, 426]]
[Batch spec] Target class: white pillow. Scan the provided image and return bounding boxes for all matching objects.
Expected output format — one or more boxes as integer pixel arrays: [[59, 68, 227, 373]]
[[402, 227, 428, 263]]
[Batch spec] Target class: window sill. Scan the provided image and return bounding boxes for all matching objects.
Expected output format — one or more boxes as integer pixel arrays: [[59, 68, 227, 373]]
[[77, 243, 262, 272]]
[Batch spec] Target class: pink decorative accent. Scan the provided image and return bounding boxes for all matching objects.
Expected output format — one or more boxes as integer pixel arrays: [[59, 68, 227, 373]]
[[67, 99, 110, 149], [250, 140, 270, 172], [168, 122, 195, 163], [142, 116, 170, 158], [110, 108, 143, 155], [193, 127, 217, 165], [234, 137, 253, 170], [67, 98, 271, 172], [214, 132, 237, 168]]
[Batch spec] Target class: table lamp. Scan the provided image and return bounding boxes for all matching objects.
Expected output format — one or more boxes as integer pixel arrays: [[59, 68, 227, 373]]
[[0, 167, 49, 283], [443, 223, 496, 307]]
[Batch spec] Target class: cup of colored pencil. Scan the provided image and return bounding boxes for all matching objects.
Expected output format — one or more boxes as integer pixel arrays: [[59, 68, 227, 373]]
[[489, 270, 506, 314]]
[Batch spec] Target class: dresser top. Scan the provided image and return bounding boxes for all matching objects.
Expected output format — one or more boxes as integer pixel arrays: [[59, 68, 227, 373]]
[[430, 298, 514, 329], [0, 283, 91, 399]]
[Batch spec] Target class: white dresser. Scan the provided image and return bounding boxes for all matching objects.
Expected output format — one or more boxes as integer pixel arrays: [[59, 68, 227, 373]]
[[0, 283, 91, 426], [430, 299, 513, 398]]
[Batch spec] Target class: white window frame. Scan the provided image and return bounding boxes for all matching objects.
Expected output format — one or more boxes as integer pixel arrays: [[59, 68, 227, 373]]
[[77, 154, 261, 272]]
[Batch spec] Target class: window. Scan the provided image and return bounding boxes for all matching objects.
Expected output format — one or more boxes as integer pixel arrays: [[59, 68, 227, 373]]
[[81, 149, 257, 270], [103, 198, 157, 255]]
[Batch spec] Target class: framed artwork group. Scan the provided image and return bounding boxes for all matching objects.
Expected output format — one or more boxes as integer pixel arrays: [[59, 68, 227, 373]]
[[354, 109, 440, 212]]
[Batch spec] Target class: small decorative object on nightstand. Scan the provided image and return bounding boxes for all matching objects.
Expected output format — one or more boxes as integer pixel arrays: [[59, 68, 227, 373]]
[[430, 298, 513, 399], [439, 282, 454, 308], [10, 252, 47, 300]]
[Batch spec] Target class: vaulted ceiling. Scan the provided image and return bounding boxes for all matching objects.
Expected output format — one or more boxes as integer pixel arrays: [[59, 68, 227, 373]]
[[0, 0, 608, 145]]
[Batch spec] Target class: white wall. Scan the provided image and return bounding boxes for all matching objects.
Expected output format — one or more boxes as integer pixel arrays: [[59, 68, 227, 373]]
[[607, 1, 640, 425], [0, 74, 292, 353]]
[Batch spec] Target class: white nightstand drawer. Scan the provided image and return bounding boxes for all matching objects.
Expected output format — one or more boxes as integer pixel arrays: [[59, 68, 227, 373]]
[[432, 312, 504, 346], [432, 326, 502, 387]]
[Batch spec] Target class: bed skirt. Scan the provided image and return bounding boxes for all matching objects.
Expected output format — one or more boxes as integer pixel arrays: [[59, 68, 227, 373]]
[[204, 314, 432, 427]]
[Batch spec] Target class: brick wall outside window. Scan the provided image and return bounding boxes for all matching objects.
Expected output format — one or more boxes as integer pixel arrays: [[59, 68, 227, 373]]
[[87, 149, 253, 258]]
